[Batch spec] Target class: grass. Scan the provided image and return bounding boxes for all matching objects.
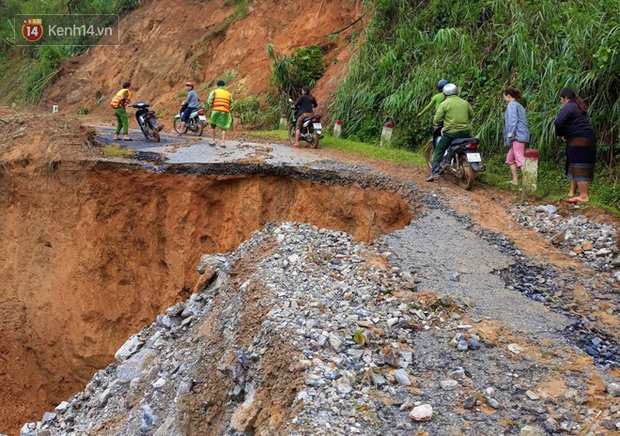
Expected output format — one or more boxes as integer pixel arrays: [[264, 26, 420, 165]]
[[251, 130, 428, 166], [249, 129, 620, 215], [102, 144, 135, 157]]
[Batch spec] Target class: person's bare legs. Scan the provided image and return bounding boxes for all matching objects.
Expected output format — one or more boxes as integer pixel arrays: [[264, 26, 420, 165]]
[[509, 163, 519, 185], [179, 121, 186, 135], [220, 130, 226, 148], [211, 128, 216, 145], [293, 128, 301, 147], [569, 179, 577, 197], [576, 181, 589, 201]]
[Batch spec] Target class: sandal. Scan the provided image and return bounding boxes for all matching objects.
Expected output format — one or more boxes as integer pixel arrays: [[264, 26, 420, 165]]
[[566, 197, 586, 203], [209, 142, 216, 146], [123, 138, 133, 141]]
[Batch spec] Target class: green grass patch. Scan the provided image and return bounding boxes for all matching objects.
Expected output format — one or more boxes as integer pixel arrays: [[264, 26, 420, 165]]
[[102, 145, 135, 157], [250, 130, 427, 166]]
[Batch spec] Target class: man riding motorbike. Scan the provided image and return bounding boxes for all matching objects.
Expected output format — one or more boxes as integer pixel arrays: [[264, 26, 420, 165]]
[[178, 81, 200, 135], [427, 83, 474, 182], [292, 85, 317, 148]]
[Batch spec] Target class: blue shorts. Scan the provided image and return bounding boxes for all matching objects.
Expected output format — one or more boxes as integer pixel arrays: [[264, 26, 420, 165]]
[[181, 106, 197, 122]]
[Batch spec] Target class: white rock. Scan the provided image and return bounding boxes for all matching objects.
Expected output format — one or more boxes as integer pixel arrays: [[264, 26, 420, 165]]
[[329, 334, 343, 350], [508, 343, 524, 355], [520, 426, 544, 436], [152, 378, 166, 389], [607, 382, 620, 397], [394, 369, 411, 386], [387, 317, 399, 328], [440, 379, 459, 391], [409, 404, 433, 422], [114, 334, 144, 362]]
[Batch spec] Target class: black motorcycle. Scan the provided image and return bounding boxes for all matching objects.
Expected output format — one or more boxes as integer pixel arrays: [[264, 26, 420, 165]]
[[288, 99, 323, 148], [132, 102, 163, 142], [424, 135, 485, 190]]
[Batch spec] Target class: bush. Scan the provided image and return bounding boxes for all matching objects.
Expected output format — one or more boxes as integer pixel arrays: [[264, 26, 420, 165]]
[[267, 44, 326, 101]]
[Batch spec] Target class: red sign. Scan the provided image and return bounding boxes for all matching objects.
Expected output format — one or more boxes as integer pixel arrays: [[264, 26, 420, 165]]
[[22, 18, 43, 42]]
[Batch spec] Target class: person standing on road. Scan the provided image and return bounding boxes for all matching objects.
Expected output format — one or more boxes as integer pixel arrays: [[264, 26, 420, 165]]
[[110, 82, 132, 142], [207, 80, 233, 148], [502, 86, 530, 186], [554, 87, 596, 203], [179, 81, 200, 136], [427, 83, 474, 182], [418, 79, 448, 147], [292, 86, 318, 148]]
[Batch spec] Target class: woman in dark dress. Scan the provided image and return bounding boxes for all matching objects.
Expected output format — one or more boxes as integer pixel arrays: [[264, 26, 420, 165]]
[[554, 87, 596, 203]]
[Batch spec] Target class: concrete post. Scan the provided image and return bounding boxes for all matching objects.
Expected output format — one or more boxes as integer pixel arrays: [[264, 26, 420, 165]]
[[522, 149, 539, 197], [333, 120, 342, 138], [279, 114, 288, 130], [380, 121, 394, 147]]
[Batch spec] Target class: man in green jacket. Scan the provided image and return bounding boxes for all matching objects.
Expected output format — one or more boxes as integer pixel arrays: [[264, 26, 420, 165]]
[[427, 83, 474, 182]]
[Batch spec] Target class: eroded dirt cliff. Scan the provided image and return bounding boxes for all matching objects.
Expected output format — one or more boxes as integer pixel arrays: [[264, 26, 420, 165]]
[[42, 0, 364, 118]]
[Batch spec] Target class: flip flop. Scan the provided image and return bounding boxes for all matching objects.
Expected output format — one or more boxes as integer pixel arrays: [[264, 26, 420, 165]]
[[113, 138, 121, 141], [566, 197, 586, 203], [209, 142, 216, 146], [124, 138, 134, 141]]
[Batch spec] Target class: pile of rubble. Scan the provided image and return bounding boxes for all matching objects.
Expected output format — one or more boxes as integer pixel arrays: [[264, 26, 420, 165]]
[[511, 204, 620, 279]]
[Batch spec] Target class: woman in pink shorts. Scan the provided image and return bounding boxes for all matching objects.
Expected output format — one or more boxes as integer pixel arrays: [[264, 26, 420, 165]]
[[503, 87, 530, 186]]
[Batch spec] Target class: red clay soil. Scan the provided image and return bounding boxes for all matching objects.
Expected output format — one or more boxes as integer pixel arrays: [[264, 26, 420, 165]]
[[0, 161, 410, 434], [42, 0, 366, 119]]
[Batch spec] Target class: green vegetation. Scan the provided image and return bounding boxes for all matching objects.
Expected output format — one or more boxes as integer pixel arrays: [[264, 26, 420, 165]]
[[0, 0, 141, 104], [250, 130, 427, 166], [101, 144, 135, 157], [212, 0, 251, 37], [267, 44, 326, 101], [331, 0, 620, 167]]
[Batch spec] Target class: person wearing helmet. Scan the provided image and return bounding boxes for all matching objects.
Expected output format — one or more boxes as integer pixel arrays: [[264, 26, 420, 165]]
[[427, 83, 475, 182], [418, 79, 448, 147], [417, 79, 448, 118], [178, 81, 200, 135]]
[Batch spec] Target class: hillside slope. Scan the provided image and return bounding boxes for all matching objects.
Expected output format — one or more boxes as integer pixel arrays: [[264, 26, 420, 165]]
[[42, 0, 363, 117]]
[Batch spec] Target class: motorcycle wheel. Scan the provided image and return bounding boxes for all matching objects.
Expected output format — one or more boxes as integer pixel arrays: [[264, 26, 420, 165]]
[[424, 141, 434, 169], [289, 126, 296, 144], [311, 132, 320, 149], [140, 124, 152, 141], [195, 120, 204, 137], [457, 155, 476, 191], [173, 118, 181, 134], [151, 125, 161, 143]]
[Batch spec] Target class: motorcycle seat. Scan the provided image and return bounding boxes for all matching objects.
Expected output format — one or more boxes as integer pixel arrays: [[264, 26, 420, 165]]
[[132, 102, 150, 108], [450, 137, 478, 146]]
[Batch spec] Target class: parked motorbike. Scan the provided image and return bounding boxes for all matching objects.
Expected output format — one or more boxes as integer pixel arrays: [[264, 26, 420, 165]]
[[288, 99, 323, 148], [173, 105, 206, 137], [131, 102, 163, 142], [424, 135, 485, 190]]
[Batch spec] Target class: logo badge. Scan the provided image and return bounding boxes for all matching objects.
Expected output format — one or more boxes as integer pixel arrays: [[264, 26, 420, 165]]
[[22, 18, 43, 42]]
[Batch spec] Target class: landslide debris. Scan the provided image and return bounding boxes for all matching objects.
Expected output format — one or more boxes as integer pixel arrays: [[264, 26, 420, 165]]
[[21, 222, 620, 435], [0, 108, 99, 164]]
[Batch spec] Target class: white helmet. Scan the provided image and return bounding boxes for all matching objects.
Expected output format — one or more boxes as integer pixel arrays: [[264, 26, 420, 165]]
[[443, 83, 457, 96]]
